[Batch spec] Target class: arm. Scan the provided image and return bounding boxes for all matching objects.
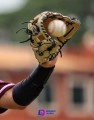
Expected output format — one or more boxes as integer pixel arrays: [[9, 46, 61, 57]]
[[0, 57, 57, 111]]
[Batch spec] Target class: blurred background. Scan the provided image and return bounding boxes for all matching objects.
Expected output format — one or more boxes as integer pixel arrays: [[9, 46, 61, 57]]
[[0, 0, 94, 120]]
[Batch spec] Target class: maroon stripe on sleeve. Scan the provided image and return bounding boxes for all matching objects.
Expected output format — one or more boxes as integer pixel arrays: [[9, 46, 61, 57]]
[[0, 80, 15, 114]]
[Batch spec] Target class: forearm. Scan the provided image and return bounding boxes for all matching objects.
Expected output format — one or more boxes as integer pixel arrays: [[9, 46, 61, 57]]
[[0, 65, 55, 109], [12, 65, 55, 106], [0, 56, 57, 110]]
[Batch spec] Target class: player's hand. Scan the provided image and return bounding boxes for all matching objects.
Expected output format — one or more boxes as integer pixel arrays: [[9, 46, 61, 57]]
[[20, 11, 80, 65]]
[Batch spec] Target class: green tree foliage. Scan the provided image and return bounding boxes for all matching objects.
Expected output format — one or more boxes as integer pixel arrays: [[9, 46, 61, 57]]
[[0, 0, 94, 46]]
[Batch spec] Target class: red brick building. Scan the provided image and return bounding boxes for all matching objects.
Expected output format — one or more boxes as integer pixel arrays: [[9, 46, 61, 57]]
[[0, 42, 94, 120]]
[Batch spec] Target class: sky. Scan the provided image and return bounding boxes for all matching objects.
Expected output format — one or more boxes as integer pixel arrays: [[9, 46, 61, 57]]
[[0, 0, 28, 14]]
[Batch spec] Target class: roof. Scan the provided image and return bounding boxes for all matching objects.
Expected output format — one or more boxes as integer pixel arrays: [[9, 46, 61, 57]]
[[0, 44, 94, 73], [0, 44, 37, 71]]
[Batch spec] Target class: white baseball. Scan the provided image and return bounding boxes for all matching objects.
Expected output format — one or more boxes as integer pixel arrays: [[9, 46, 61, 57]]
[[48, 19, 67, 37]]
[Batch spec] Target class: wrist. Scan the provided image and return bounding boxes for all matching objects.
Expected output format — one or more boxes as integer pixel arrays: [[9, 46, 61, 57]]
[[40, 63, 55, 68], [40, 56, 58, 68]]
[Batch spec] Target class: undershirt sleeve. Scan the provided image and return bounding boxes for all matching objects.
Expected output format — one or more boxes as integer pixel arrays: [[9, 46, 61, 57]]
[[0, 80, 15, 114]]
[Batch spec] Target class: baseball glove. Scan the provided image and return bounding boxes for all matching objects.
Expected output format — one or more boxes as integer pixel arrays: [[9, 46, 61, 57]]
[[21, 11, 80, 64]]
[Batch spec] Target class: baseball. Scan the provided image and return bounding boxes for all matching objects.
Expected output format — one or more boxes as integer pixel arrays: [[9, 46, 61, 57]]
[[48, 19, 67, 37]]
